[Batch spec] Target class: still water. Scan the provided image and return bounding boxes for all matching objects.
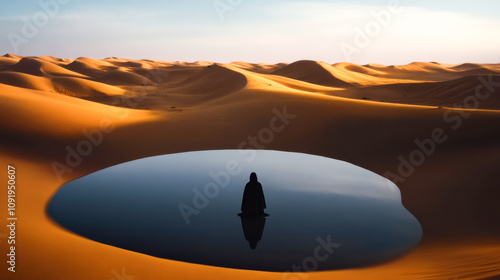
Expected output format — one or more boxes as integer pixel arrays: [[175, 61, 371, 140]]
[[48, 150, 422, 271]]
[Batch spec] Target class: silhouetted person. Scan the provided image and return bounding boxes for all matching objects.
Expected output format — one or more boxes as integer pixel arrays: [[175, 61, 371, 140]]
[[238, 172, 268, 249], [240, 172, 267, 217], [240, 215, 266, 249]]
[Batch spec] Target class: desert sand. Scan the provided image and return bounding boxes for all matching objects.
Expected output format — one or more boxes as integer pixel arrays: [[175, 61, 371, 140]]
[[1, 54, 500, 279]]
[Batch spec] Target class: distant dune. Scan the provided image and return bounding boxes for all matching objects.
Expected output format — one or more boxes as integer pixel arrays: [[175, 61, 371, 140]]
[[1, 54, 498, 108], [1, 55, 500, 280]]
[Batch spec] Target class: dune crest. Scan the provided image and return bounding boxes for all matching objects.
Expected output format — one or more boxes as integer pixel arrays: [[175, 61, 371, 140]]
[[0, 55, 499, 110], [271, 60, 354, 88], [6, 57, 86, 77]]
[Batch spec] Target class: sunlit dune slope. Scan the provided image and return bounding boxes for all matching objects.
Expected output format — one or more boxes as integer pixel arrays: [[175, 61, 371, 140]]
[[334, 75, 500, 109], [5, 57, 87, 77], [271, 60, 354, 88], [1, 55, 498, 110], [0, 83, 155, 138]]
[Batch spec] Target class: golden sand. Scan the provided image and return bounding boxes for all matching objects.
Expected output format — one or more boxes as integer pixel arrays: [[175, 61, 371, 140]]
[[1, 55, 499, 279]]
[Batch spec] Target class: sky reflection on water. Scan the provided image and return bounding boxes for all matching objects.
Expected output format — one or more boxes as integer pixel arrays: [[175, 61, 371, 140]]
[[48, 150, 422, 271]]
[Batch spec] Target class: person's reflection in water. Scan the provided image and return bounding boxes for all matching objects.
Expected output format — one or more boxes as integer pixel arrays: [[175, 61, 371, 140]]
[[240, 215, 266, 249], [238, 172, 268, 249]]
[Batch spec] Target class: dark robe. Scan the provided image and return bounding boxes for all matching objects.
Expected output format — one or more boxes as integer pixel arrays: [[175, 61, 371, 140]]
[[241, 179, 266, 216]]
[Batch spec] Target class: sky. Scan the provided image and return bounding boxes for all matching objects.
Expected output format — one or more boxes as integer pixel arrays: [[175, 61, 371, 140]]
[[0, 0, 499, 64]]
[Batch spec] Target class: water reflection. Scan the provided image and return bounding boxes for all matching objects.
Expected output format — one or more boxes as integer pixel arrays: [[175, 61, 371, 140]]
[[239, 215, 267, 249], [48, 150, 422, 272]]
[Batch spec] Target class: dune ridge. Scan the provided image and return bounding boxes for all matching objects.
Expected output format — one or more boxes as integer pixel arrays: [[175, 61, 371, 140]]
[[1, 55, 498, 109], [271, 60, 354, 88]]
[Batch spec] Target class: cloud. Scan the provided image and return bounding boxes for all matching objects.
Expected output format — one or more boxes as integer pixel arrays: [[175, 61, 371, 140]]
[[1, 1, 499, 64]]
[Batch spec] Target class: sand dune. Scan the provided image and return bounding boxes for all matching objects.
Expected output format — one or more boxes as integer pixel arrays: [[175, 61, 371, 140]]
[[329, 62, 422, 86], [335, 62, 387, 76], [173, 64, 247, 95], [2, 53, 21, 58], [52, 76, 126, 97], [94, 69, 154, 86], [333, 74, 500, 109], [63, 57, 117, 77], [0, 72, 126, 99], [272, 60, 354, 88], [362, 61, 500, 83], [37, 55, 70, 63], [153, 63, 249, 106], [231, 61, 287, 74], [0, 56, 20, 67], [459, 67, 499, 76], [417, 75, 500, 107], [1, 55, 500, 280], [259, 73, 341, 93], [0, 82, 153, 136], [452, 62, 487, 71], [390, 61, 453, 72], [4, 55, 496, 108], [0, 71, 54, 92], [222, 63, 314, 93], [6, 57, 87, 77]]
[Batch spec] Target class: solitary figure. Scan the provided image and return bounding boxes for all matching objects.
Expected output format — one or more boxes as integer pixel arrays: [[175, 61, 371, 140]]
[[240, 172, 267, 217]]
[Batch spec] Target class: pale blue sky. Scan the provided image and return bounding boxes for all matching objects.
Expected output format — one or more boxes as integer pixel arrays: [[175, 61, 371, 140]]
[[1, 0, 499, 64]]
